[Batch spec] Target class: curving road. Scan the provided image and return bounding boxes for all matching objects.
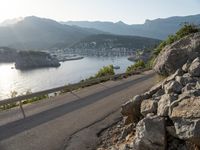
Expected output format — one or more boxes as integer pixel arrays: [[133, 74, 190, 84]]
[[0, 70, 156, 150]]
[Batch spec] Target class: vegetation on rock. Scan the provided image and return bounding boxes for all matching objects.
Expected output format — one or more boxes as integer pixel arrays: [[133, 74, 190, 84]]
[[153, 24, 199, 56], [126, 60, 145, 73], [144, 24, 200, 69]]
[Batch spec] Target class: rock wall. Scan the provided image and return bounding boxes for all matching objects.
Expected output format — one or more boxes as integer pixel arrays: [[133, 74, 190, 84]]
[[154, 32, 200, 76], [118, 58, 200, 150]]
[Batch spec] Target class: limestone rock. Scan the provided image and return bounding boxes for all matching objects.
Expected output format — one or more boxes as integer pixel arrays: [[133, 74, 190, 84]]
[[157, 94, 178, 117], [182, 61, 191, 72], [164, 80, 183, 94], [121, 95, 143, 124], [175, 75, 196, 86], [170, 96, 200, 146], [140, 99, 157, 116], [133, 115, 166, 150], [188, 57, 200, 77], [154, 32, 200, 76]]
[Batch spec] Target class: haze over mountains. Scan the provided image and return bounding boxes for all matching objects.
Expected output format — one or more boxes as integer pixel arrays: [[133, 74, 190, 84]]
[[0, 16, 103, 50], [64, 14, 200, 40], [0, 14, 199, 50]]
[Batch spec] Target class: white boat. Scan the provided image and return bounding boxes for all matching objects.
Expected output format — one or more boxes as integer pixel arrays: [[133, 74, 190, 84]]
[[113, 65, 120, 69]]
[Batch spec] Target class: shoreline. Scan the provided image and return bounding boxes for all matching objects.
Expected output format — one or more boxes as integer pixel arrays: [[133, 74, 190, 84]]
[[0, 68, 150, 110]]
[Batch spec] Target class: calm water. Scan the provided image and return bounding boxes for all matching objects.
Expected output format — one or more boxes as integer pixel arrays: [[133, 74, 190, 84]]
[[0, 56, 133, 100]]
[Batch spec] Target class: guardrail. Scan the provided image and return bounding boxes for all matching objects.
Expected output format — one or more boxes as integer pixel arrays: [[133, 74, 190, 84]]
[[0, 68, 149, 118]]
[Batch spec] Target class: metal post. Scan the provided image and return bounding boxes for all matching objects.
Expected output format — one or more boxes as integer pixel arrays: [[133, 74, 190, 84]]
[[70, 91, 80, 99], [19, 101, 26, 119]]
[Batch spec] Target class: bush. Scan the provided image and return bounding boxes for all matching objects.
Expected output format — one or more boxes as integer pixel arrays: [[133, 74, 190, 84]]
[[153, 24, 199, 56], [126, 60, 145, 73], [95, 65, 115, 78]]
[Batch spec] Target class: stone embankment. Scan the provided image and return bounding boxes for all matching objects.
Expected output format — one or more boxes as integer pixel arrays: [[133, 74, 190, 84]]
[[97, 32, 200, 150]]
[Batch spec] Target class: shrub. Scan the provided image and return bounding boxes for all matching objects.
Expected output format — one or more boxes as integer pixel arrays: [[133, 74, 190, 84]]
[[95, 65, 115, 78], [126, 60, 145, 73], [153, 24, 199, 56]]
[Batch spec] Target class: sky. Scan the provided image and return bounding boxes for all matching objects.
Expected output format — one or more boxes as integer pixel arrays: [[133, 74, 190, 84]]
[[0, 0, 200, 24]]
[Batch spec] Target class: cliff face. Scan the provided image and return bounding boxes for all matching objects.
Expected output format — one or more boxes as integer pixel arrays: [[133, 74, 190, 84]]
[[15, 51, 60, 70], [154, 32, 200, 76], [97, 34, 200, 150]]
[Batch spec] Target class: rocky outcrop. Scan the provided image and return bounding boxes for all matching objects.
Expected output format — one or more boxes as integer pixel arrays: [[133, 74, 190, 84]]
[[0, 47, 61, 70], [15, 51, 60, 70], [102, 57, 200, 150], [154, 32, 200, 76]]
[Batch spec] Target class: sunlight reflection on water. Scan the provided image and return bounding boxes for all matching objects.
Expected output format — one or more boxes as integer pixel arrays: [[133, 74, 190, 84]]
[[0, 56, 133, 99]]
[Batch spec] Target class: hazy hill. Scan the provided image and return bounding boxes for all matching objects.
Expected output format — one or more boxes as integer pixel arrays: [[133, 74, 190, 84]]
[[0, 16, 103, 50], [71, 34, 160, 49], [63, 14, 200, 39]]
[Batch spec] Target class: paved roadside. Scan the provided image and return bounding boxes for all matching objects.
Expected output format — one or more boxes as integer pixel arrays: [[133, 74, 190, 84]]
[[0, 70, 157, 150]]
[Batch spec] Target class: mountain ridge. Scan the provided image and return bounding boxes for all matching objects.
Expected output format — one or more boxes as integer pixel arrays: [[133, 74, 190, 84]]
[[63, 14, 200, 39], [0, 16, 104, 50]]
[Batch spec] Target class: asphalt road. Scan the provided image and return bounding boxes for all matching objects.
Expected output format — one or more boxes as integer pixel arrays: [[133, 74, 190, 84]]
[[0, 70, 156, 150]]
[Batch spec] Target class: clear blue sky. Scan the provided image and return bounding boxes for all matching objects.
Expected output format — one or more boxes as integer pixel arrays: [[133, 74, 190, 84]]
[[0, 0, 200, 24]]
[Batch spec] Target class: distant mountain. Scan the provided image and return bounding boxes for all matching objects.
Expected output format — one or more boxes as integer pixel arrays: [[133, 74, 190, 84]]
[[0, 16, 103, 50], [63, 14, 200, 39]]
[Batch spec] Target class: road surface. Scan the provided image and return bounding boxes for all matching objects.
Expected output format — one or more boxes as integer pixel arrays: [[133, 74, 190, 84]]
[[0, 70, 157, 150]]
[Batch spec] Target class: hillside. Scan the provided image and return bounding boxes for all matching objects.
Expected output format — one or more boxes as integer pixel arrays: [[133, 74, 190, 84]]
[[69, 34, 160, 56], [63, 14, 200, 39], [71, 34, 160, 49], [0, 16, 103, 50]]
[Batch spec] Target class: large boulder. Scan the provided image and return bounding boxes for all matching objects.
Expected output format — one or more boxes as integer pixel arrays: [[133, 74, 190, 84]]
[[121, 95, 143, 124], [170, 96, 200, 146], [154, 32, 200, 76], [157, 94, 178, 117], [188, 57, 200, 77], [133, 115, 166, 150]]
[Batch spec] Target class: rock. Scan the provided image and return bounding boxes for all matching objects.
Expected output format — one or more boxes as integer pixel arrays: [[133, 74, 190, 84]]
[[148, 82, 162, 96], [196, 81, 200, 89], [152, 89, 165, 101], [162, 69, 184, 87], [123, 116, 134, 125], [157, 94, 178, 117], [182, 61, 191, 72], [167, 137, 188, 150], [119, 144, 131, 150], [121, 100, 134, 116], [15, 51, 60, 70], [181, 83, 196, 93], [121, 95, 143, 124], [170, 96, 200, 146], [140, 99, 157, 116], [133, 115, 166, 150], [188, 57, 200, 77], [175, 75, 196, 86], [120, 124, 134, 139], [164, 80, 183, 94], [166, 126, 178, 138], [154, 32, 200, 76]]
